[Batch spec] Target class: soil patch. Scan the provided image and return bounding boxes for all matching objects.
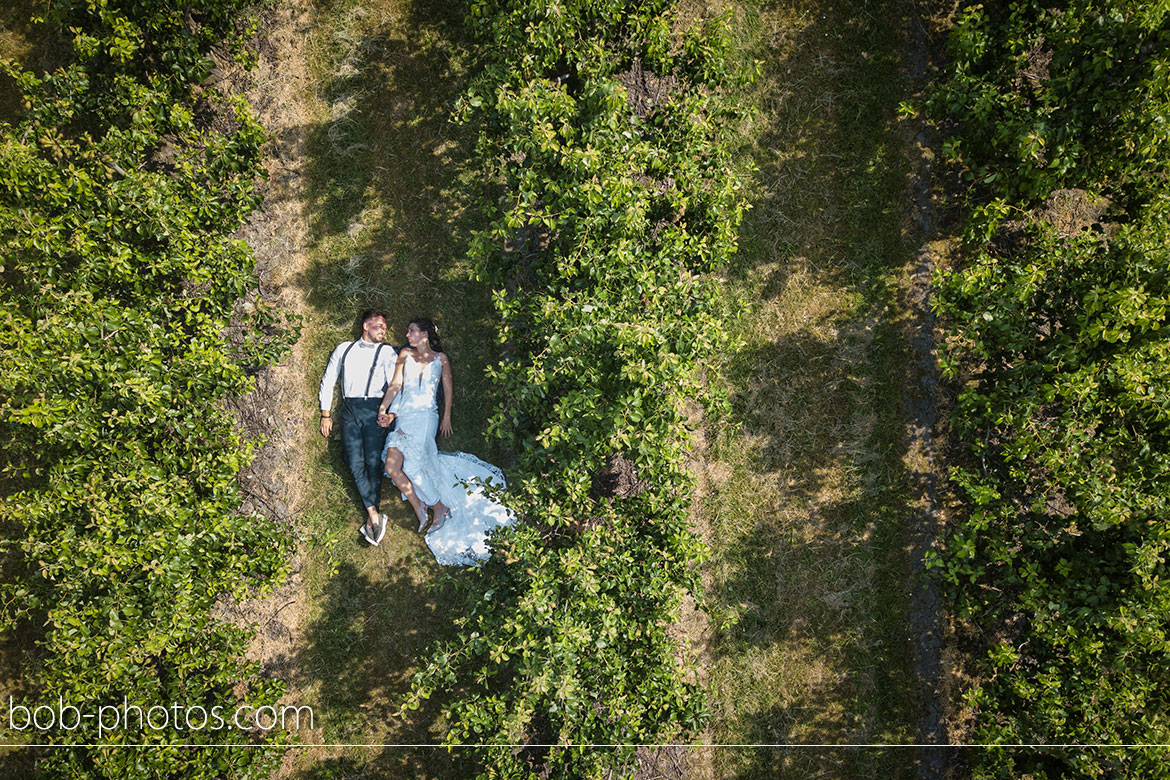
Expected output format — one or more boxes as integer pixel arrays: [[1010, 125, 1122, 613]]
[[903, 2, 961, 777], [618, 58, 682, 118]]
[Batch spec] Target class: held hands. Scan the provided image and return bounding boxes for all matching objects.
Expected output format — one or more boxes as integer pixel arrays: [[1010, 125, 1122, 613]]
[[377, 411, 396, 428]]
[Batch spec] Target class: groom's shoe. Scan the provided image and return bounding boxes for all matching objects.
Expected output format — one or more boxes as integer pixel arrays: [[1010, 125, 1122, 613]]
[[375, 513, 388, 545], [360, 520, 378, 546]]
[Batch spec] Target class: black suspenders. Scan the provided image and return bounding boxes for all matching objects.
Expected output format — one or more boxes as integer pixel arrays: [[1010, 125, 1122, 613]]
[[338, 341, 357, 397], [365, 344, 386, 396], [339, 341, 388, 399]]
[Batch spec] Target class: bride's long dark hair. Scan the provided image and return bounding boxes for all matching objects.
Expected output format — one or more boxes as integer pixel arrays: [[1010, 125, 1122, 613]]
[[409, 317, 442, 353]]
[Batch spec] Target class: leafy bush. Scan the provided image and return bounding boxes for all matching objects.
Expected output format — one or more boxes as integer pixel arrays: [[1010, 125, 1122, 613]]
[[931, 0, 1169, 204], [926, 1, 1170, 776], [402, 1, 750, 777], [0, 1, 294, 776]]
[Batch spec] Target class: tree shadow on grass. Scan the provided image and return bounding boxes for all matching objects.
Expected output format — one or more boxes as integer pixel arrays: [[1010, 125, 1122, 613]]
[[710, 0, 924, 776], [719, 743, 917, 780], [292, 558, 468, 779], [298, 0, 471, 283], [729, 0, 912, 300], [289, 0, 503, 461]]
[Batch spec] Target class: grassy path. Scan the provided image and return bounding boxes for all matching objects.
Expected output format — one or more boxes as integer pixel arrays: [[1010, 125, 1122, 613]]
[[700, 1, 925, 777], [278, 0, 497, 777]]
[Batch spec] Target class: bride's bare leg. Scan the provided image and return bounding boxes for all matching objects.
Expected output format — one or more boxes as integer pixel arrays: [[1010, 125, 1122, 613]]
[[384, 447, 428, 530]]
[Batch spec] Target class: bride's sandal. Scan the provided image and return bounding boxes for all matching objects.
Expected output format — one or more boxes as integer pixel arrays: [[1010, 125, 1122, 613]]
[[429, 504, 450, 533], [416, 505, 432, 534]]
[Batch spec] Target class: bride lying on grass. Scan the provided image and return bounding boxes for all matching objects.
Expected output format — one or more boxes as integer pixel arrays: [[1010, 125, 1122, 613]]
[[377, 317, 513, 566]]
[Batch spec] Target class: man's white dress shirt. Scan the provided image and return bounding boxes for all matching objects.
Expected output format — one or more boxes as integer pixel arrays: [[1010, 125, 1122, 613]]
[[319, 340, 398, 412]]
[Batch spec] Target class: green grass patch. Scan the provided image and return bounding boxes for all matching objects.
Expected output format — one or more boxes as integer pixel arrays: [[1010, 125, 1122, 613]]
[[288, 0, 499, 776], [703, 0, 921, 776]]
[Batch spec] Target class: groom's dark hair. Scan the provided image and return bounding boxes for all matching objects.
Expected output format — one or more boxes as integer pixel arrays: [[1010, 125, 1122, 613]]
[[360, 308, 389, 324]]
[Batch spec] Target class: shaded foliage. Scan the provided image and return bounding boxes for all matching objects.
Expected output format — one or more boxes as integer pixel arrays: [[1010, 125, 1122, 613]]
[[925, 2, 1170, 776]]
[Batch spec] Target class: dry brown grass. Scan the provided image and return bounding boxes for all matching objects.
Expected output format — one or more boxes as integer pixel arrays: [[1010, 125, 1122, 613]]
[[225, 0, 328, 772]]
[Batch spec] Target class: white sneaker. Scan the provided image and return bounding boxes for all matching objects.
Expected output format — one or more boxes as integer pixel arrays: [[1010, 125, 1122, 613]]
[[375, 513, 388, 545], [360, 520, 378, 546]]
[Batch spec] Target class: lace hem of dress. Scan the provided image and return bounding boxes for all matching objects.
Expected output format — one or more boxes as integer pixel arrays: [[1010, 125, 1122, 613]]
[[444, 450, 507, 488]]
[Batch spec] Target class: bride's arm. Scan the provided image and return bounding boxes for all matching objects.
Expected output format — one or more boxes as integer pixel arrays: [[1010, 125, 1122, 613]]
[[439, 353, 453, 437], [377, 352, 408, 423]]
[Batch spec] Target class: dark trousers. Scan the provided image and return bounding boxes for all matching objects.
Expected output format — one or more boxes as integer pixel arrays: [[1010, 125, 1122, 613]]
[[340, 398, 387, 510]]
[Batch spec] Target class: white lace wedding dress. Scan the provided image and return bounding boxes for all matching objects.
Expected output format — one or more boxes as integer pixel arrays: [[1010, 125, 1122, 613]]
[[381, 351, 513, 565]]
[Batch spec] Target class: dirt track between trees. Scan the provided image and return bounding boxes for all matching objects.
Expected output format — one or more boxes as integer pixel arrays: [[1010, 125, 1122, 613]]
[[220, 0, 328, 771], [904, 8, 946, 777]]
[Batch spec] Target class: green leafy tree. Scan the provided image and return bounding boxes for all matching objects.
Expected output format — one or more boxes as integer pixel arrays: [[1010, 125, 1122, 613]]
[[403, 1, 751, 778], [0, 1, 295, 776], [926, 2, 1170, 776]]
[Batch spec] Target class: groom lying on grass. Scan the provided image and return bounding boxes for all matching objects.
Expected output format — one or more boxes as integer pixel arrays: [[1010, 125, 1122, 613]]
[[318, 309, 397, 545]]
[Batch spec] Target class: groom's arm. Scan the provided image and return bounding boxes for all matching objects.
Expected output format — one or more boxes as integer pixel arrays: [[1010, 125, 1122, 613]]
[[438, 353, 453, 437], [318, 342, 346, 437]]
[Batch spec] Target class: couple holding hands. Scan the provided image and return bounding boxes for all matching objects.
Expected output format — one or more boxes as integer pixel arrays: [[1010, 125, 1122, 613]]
[[318, 310, 512, 566]]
